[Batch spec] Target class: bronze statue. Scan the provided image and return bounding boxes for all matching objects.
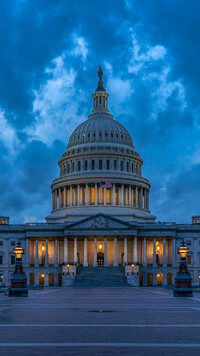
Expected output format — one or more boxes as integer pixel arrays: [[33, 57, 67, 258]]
[[98, 65, 103, 81]]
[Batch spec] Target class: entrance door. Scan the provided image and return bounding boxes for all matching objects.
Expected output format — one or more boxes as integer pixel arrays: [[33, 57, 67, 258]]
[[97, 252, 104, 267]]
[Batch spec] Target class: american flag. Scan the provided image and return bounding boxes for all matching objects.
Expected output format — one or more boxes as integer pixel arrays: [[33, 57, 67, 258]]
[[100, 181, 112, 188]]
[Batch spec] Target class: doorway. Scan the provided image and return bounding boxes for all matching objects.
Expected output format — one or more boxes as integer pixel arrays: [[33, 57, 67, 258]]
[[97, 252, 104, 267]]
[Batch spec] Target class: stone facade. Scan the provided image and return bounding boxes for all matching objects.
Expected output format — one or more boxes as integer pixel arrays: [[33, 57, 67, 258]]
[[0, 68, 200, 287]]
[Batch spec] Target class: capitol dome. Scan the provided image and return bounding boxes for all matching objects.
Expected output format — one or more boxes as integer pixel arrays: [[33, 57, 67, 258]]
[[46, 66, 156, 223]]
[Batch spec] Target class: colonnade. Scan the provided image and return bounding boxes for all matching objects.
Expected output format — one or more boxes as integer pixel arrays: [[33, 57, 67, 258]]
[[52, 183, 149, 211], [27, 235, 177, 268]]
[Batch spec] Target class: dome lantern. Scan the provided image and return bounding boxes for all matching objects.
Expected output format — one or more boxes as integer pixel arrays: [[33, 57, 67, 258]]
[[92, 66, 109, 113]]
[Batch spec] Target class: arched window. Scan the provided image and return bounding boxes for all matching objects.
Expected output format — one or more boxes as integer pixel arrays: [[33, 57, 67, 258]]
[[114, 160, 117, 170], [84, 160, 88, 171], [132, 163, 134, 173], [99, 159, 102, 170], [120, 161, 124, 171], [78, 161, 81, 171], [106, 160, 110, 170], [67, 164, 70, 173], [91, 160, 95, 170], [99, 131, 102, 138], [127, 162, 129, 172], [105, 131, 108, 138], [72, 162, 75, 172]]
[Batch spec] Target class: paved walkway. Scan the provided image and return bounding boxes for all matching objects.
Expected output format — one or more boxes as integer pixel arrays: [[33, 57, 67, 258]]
[[0, 287, 200, 355]]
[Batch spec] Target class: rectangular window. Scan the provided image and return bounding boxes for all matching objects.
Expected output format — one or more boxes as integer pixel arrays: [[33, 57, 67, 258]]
[[187, 255, 191, 264], [0, 256, 2, 264], [114, 160, 117, 170], [106, 189, 111, 203], [92, 160, 95, 170], [0, 241, 3, 246], [120, 161, 123, 171], [133, 189, 136, 205], [11, 241, 15, 246], [106, 160, 110, 170], [98, 188, 103, 203], [115, 188, 118, 204], [83, 187, 86, 204], [91, 187, 95, 204], [11, 255, 15, 265]]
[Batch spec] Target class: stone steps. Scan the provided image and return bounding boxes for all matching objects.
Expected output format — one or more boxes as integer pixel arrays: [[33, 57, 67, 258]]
[[74, 267, 130, 287]]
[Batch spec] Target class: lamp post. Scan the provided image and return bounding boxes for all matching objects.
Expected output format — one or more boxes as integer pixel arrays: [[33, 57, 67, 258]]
[[8, 241, 28, 297], [173, 240, 193, 297]]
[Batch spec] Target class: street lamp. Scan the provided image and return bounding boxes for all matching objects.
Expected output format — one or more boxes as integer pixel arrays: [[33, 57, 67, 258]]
[[173, 240, 193, 297], [8, 240, 28, 297]]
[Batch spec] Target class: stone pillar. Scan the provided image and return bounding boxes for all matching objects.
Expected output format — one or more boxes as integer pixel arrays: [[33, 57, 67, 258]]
[[64, 187, 66, 207], [104, 236, 107, 266], [129, 185, 132, 206], [139, 187, 143, 208], [124, 237, 127, 265], [70, 186, 72, 206], [44, 274, 49, 287], [95, 183, 98, 205], [172, 237, 176, 266], [163, 236, 166, 267], [147, 190, 149, 210], [121, 184, 124, 206], [55, 237, 58, 267], [143, 236, 147, 267], [114, 236, 118, 266], [54, 189, 57, 209], [35, 237, 39, 267], [144, 189, 147, 209], [86, 184, 89, 206], [153, 272, 157, 286], [77, 184, 80, 206], [103, 188, 107, 205], [93, 235, 97, 267], [59, 188, 62, 208], [64, 237, 68, 263], [74, 236, 77, 265], [135, 186, 138, 207], [4, 238, 9, 266], [25, 237, 29, 266], [74, 186, 77, 206], [45, 237, 48, 267], [153, 237, 157, 267], [112, 183, 116, 205], [52, 190, 55, 210], [134, 236, 137, 264], [83, 236, 88, 266]]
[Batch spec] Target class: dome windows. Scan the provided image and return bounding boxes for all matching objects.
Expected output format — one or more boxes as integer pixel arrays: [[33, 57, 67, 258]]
[[106, 160, 110, 170], [78, 161, 81, 171], [120, 161, 124, 171], [127, 162, 129, 172], [84, 160, 88, 171], [105, 131, 108, 138], [93, 131, 96, 138], [99, 159, 102, 170], [114, 160, 117, 170], [91, 160, 95, 170], [99, 131, 102, 138]]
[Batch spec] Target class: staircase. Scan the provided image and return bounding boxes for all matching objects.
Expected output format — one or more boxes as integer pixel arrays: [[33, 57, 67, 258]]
[[74, 267, 130, 287]]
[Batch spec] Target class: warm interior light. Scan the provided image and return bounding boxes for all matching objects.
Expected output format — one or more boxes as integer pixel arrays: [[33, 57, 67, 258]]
[[131, 264, 134, 268], [67, 264, 70, 268], [0, 276, 3, 279], [41, 274, 45, 278], [99, 242, 102, 250], [156, 245, 160, 251], [41, 245, 45, 251], [178, 244, 189, 259], [157, 274, 160, 277]]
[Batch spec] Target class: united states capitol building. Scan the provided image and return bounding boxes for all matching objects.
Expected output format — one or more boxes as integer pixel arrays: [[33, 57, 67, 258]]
[[0, 67, 200, 287]]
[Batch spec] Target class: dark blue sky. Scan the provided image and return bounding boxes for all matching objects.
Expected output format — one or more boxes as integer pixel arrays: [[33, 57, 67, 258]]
[[0, 0, 200, 224]]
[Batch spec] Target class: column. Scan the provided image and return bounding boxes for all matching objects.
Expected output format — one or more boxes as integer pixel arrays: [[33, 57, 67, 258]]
[[112, 183, 116, 205], [135, 186, 138, 207], [95, 183, 98, 205], [163, 236, 166, 267], [129, 185, 132, 206], [153, 237, 157, 267], [59, 188, 62, 208], [70, 185, 72, 206], [134, 236, 137, 264], [4, 238, 9, 266], [74, 186, 77, 206], [77, 184, 80, 206], [124, 237, 127, 265], [172, 237, 176, 266], [104, 236, 107, 266], [83, 236, 88, 266], [64, 187, 66, 207], [45, 237, 48, 267], [144, 189, 147, 209], [121, 184, 124, 206], [74, 236, 77, 265], [139, 187, 143, 208], [55, 237, 58, 267], [143, 236, 147, 267], [103, 188, 107, 205], [64, 237, 68, 263], [54, 189, 57, 209], [146, 190, 149, 210], [86, 184, 89, 205], [93, 235, 97, 267], [52, 191, 55, 210], [25, 237, 29, 265], [35, 237, 39, 267], [114, 236, 118, 266]]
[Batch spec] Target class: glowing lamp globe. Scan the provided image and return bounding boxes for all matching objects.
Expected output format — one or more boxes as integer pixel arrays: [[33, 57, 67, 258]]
[[178, 243, 189, 259], [13, 242, 24, 260]]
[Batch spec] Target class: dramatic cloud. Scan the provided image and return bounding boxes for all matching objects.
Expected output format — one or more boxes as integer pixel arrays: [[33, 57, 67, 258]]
[[0, 0, 199, 223]]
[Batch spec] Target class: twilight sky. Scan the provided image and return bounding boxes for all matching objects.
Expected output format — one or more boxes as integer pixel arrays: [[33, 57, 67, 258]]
[[0, 0, 200, 224]]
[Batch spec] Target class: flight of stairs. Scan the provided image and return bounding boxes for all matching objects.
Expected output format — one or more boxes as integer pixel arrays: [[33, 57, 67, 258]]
[[74, 267, 130, 287]]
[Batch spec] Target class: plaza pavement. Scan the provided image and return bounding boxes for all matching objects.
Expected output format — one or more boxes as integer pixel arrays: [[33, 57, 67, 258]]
[[0, 287, 200, 355]]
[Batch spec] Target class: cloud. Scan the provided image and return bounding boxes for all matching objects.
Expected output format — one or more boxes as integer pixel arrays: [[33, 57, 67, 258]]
[[0, 109, 19, 153]]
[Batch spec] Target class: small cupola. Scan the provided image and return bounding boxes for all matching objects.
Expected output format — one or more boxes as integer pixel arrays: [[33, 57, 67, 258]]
[[92, 66, 109, 113]]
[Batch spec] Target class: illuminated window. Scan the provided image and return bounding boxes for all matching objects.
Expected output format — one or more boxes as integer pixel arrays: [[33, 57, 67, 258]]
[[92, 160, 95, 170], [106, 189, 111, 203], [83, 187, 86, 204], [114, 160, 117, 170], [99, 159, 102, 170], [91, 187, 95, 204], [98, 188, 103, 203], [133, 189, 136, 205], [115, 188, 118, 204], [106, 160, 110, 170], [187, 255, 191, 264]]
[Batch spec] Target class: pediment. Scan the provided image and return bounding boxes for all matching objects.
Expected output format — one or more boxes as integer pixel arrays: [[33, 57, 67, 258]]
[[66, 213, 135, 231]]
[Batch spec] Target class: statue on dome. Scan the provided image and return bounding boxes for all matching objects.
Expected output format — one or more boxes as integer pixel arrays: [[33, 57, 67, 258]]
[[98, 65, 103, 80]]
